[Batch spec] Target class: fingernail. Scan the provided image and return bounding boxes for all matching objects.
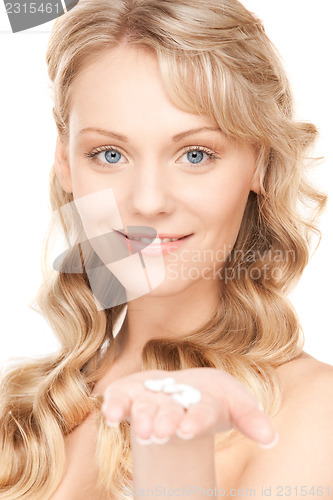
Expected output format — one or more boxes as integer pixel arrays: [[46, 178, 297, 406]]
[[258, 431, 279, 450], [176, 429, 194, 440], [150, 434, 170, 445], [135, 435, 153, 445]]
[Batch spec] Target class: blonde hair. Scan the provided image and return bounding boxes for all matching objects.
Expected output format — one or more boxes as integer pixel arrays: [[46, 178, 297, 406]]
[[0, 0, 327, 498]]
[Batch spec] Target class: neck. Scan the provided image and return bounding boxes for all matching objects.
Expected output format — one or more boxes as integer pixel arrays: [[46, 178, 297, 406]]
[[113, 279, 220, 366]]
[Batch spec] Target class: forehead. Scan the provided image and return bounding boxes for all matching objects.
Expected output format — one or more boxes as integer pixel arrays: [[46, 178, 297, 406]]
[[68, 45, 218, 140]]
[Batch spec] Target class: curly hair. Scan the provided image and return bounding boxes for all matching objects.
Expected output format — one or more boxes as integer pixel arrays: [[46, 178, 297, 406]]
[[0, 0, 327, 498]]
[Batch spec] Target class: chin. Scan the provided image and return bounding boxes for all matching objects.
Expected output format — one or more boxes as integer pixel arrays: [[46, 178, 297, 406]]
[[128, 276, 199, 301]]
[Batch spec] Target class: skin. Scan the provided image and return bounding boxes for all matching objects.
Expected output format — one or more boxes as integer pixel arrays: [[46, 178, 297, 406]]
[[53, 45, 333, 498], [55, 44, 260, 363]]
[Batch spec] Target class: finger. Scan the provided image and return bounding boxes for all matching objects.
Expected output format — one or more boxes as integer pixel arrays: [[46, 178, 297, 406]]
[[102, 375, 149, 423], [131, 395, 159, 439], [177, 394, 228, 439], [102, 390, 132, 424], [151, 396, 185, 439], [229, 400, 277, 447], [208, 371, 277, 446], [102, 370, 172, 426]]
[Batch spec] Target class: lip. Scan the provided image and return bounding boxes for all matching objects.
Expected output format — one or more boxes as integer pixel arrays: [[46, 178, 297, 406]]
[[117, 230, 188, 240], [114, 231, 193, 256]]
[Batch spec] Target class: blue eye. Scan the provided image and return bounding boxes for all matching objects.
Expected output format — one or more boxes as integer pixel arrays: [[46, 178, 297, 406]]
[[186, 150, 204, 164], [85, 146, 125, 167], [179, 147, 220, 166], [85, 145, 220, 169], [105, 149, 122, 164]]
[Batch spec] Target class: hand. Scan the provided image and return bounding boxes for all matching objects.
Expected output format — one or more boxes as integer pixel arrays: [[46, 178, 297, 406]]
[[101, 367, 278, 447]]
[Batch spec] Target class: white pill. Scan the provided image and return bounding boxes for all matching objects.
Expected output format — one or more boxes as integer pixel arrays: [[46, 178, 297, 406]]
[[143, 377, 176, 392]]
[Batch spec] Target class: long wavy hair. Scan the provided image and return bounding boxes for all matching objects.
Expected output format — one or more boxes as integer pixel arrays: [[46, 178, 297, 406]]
[[0, 0, 327, 498]]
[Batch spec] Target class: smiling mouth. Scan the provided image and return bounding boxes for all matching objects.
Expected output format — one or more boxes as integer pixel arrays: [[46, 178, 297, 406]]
[[124, 234, 189, 243]]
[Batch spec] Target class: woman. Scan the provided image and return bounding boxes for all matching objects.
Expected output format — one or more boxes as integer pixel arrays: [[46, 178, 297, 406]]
[[0, 0, 332, 498]]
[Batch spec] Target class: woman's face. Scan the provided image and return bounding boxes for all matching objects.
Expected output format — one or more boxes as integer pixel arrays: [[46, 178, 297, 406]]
[[55, 45, 260, 304]]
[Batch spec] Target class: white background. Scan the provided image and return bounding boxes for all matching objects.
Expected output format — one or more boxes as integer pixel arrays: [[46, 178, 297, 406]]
[[0, 1, 332, 370]]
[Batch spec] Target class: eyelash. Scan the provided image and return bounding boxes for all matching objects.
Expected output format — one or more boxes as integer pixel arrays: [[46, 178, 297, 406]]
[[84, 145, 220, 169]]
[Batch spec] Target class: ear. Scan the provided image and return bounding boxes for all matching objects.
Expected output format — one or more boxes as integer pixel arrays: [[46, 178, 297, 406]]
[[54, 135, 73, 193], [250, 167, 261, 194], [250, 145, 263, 195]]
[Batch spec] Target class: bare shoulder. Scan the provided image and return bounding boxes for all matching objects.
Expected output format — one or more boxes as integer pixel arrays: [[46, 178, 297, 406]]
[[237, 352, 333, 493], [276, 351, 333, 395], [215, 353, 333, 491], [275, 352, 333, 437], [217, 353, 333, 494]]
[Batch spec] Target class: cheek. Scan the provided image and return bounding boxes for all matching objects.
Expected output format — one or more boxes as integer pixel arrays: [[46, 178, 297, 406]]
[[73, 186, 124, 239], [70, 166, 101, 199], [69, 147, 108, 198], [203, 177, 252, 240]]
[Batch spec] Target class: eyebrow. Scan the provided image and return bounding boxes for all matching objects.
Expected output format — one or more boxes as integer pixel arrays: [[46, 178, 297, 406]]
[[78, 126, 223, 142]]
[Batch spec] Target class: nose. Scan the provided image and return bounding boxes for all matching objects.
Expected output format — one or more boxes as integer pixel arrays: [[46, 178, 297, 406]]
[[128, 162, 173, 218]]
